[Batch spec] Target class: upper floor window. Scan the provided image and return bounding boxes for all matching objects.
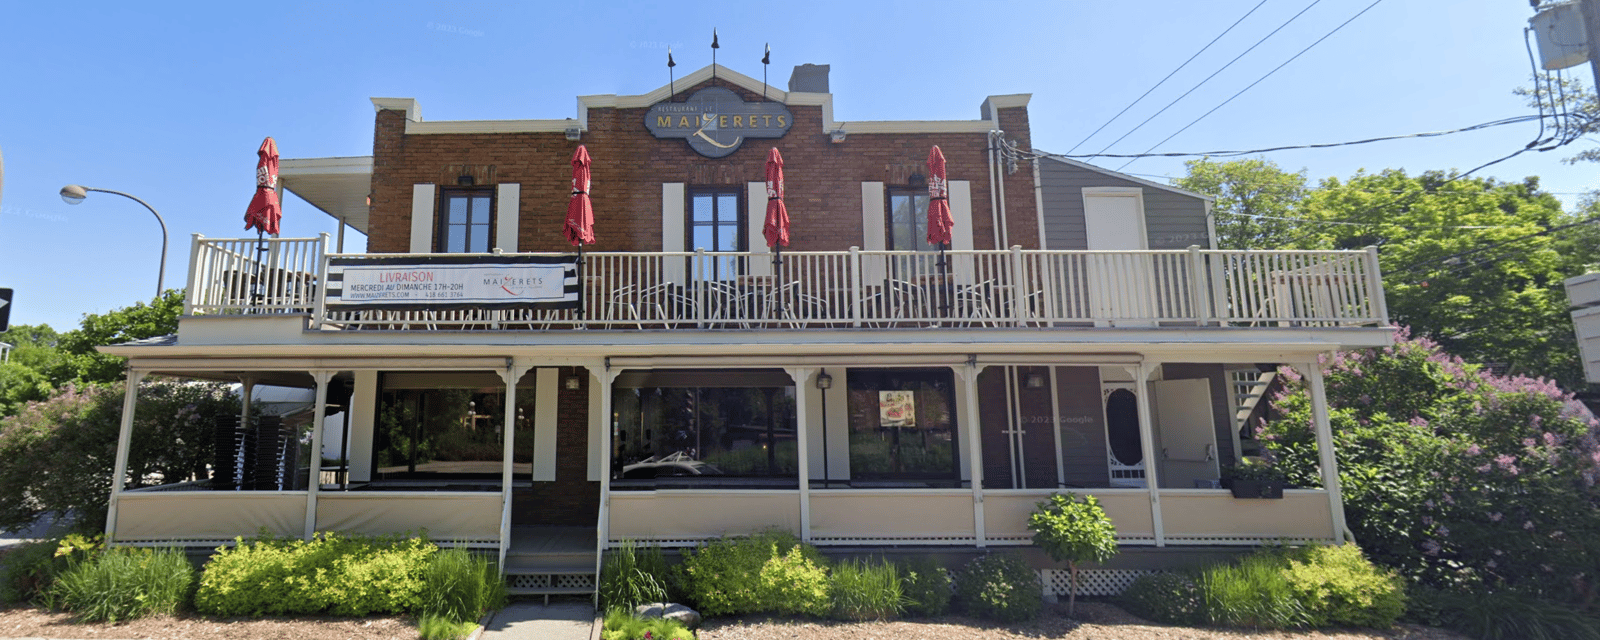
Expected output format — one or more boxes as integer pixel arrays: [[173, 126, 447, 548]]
[[887, 188, 935, 252], [439, 189, 494, 253], [689, 188, 744, 280]]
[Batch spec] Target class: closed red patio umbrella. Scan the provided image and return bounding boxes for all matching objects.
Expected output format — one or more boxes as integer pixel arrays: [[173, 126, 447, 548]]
[[565, 145, 595, 319], [762, 147, 789, 253], [763, 148, 790, 318], [926, 145, 953, 249], [244, 137, 281, 237], [565, 145, 595, 247], [927, 145, 954, 317]]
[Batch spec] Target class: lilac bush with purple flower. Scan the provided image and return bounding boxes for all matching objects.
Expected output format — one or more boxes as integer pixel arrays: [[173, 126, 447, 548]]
[[1261, 328, 1600, 608]]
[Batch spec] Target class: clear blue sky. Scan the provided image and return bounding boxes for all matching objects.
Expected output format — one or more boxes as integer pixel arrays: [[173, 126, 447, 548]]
[[1, 0, 1590, 330]]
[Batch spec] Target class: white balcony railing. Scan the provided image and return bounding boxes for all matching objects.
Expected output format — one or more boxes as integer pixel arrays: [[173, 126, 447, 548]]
[[184, 234, 1389, 331]]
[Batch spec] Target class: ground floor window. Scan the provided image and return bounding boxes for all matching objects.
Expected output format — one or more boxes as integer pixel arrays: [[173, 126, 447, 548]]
[[847, 369, 960, 486], [611, 369, 796, 489], [373, 371, 535, 486]]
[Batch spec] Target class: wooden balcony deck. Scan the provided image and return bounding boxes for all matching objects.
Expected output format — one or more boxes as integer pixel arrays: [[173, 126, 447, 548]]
[[183, 236, 1390, 332]]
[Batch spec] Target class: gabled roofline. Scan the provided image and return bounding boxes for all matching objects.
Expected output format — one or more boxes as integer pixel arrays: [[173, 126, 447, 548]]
[[1040, 154, 1214, 201], [370, 64, 1021, 137]]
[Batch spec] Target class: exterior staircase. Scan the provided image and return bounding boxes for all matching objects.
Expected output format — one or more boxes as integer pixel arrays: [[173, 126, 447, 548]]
[[503, 526, 597, 604], [1229, 369, 1278, 457]]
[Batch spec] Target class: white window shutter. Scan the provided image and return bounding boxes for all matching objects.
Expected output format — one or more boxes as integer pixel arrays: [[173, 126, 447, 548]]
[[747, 181, 771, 276], [950, 180, 974, 284], [495, 183, 520, 252], [662, 183, 686, 285], [410, 184, 436, 253], [860, 182, 886, 283]]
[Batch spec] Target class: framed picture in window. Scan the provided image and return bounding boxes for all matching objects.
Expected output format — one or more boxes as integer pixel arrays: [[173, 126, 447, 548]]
[[879, 390, 916, 428]]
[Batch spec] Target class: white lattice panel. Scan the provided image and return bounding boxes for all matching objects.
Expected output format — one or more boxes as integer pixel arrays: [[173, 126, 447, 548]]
[[1040, 569, 1153, 597], [508, 573, 594, 590]]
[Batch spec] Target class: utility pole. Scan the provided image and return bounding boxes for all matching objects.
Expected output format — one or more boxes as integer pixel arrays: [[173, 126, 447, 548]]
[[1583, 0, 1600, 87]]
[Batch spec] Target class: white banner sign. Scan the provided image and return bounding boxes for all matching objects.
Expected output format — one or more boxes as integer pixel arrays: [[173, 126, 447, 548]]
[[327, 258, 578, 309]]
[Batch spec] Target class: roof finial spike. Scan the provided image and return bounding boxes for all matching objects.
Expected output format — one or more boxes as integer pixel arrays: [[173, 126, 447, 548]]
[[667, 47, 677, 99], [711, 29, 719, 87], [761, 43, 771, 101]]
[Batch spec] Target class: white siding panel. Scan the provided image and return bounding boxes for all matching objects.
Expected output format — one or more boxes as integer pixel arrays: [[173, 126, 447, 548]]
[[662, 183, 685, 285], [860, 182, 886, 283], [533, 368, 558, 481]]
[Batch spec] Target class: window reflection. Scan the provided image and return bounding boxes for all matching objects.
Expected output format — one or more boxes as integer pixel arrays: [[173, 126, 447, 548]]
[[612, 380, 796, 489], [847, 369, 960, 486]]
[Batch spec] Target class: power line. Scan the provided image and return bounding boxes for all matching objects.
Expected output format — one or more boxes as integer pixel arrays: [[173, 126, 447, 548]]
[[1051, 116, 1539, 159], [1216, 210, 1518, 230], [1087, 0, 1325, 160], [1390, 214, 1600, 276], [1064, 0, 1272, 155], [1117, 0, 1387, 171]]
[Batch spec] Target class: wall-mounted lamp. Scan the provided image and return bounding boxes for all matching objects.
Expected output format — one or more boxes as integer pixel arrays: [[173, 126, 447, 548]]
[[565, 126, 582, 141], [815, 370, 833, 390], [1025, 372, 1047, 388], [456, 175, 475, 186], [829, 129, 847, 144], [565, 376, 581, 390]]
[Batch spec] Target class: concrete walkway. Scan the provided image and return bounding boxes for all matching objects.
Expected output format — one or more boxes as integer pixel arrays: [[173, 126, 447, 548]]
[[478, 601, 598, 640]]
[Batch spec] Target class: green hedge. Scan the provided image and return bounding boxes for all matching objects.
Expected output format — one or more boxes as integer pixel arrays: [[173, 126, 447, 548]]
[[195, 532, 436, 617], [952, 553, 1041, 623], [680, 530, 829, 617], [50, 546, 194, 623]]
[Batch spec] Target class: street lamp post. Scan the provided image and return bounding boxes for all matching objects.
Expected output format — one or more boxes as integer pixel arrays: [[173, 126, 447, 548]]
[[60, 185, 169, 299]]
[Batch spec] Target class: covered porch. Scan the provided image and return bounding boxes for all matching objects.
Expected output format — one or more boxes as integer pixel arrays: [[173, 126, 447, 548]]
[[100, 340, 1358, 567]]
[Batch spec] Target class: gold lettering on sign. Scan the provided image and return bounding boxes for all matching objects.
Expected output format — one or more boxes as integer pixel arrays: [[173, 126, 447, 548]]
[[733, 115, 742, 127], [777, 115, 786, 128], [657, 116, 672, 127], [719, 115, 728, 128], [680, 116, 692, 128], [762, 115, 772, 127]]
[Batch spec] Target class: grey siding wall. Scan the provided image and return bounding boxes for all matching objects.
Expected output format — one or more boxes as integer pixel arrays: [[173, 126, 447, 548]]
[[1054, 366, 1110, 488], [1038, 158, 1209, 250]]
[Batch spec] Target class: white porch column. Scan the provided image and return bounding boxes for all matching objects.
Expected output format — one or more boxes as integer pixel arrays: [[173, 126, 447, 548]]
[[785, 367, 817, 542], [954, 361, 988, 547], [1305, 360, 1349, 542], [105, 369, 149, 540], [591, 361, 622, 589], [240, 376, 256, 426], [1132, 362, 1165, 546], [499, 360, 532, 569], [304, 371, 333, 540]]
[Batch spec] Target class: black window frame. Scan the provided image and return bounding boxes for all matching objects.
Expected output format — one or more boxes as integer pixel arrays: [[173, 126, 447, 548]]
[[687, 187, 746, 281], [885, 187, 934, 252], [436, 188, 497, 254], [845, 368, 962, 485]]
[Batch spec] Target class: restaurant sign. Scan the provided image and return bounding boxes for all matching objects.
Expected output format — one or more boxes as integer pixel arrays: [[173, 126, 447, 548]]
[[326, 255, 579, 311], [645, 87, 792, 158]]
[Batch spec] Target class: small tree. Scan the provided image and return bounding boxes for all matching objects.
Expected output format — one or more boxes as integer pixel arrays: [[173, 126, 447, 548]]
[[1027, 492, 1118, 616]]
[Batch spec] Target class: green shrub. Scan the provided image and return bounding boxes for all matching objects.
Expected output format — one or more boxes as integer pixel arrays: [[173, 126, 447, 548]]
[[1, 539, 65, 604], [1414, 588, 1600, 640], [1281, 544, 1404, 628], [601, 607, 696, 640], [681, 530, 827, 617], [1199, 552, 1307, 630], [195, 532, 436, 617], [829, 557, 902, 621], [1027, 492, 1118, 616], [952, 553, 1041, 623], [417, 613, 479, 640], [1118, 572, 1205, 626], [756, 544, 830, 616], [49, 547, 194, 623], [897, 556, 951, 618], [599, 540, 670, 611], [419, 547, 504, 625]]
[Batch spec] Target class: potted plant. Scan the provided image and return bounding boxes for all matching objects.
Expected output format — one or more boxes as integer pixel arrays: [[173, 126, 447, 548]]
[[1223, 457, 1285, 499]]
